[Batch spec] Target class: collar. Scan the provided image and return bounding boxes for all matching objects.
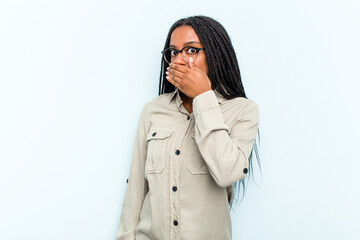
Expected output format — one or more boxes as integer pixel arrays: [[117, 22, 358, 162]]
[[168, 87, 226, 105]]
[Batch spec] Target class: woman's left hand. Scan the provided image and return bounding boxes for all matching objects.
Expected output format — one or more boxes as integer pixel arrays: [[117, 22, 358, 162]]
[[166, 57, 212, 99]]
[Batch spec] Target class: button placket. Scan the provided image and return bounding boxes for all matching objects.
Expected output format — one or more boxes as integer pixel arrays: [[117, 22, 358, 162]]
[[169, 122, 191, 240], [169, 162, 180, 238]]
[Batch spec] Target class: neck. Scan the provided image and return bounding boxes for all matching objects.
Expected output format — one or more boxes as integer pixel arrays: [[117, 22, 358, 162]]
[[179, 90, 193, 104]]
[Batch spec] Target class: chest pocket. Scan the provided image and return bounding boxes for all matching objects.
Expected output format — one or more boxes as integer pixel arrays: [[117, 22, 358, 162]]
[[186, 131, 210, 174], [145, 127, 174, 174]]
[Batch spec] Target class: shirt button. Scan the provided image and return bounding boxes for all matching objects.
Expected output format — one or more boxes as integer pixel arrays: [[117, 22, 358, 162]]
[[187, 115, 190, 120], [173, 220, 178, 226], [126, 178, 128, 183], [172, 186, 177, 192], [152, 132, 156, 137], [243, 168, 248, 174], [175, 149, 180, 155]]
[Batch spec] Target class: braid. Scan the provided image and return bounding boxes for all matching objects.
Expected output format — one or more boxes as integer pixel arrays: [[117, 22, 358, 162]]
[[158, 15, 260, 211]]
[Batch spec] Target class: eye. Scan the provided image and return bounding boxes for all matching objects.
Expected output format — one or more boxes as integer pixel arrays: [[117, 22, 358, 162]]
[[186, 47, 197, 54], [170, 49, 178, 56]]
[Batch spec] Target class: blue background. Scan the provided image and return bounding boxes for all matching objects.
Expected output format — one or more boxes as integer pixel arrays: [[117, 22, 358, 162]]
[[0, 0, 359, 239]]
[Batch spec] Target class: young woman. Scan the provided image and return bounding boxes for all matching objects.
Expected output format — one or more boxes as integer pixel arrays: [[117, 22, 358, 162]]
[[116, 15, 260, 240]]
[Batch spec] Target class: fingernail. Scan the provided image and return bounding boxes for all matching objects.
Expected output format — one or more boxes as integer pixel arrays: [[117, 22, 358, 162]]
[[167, 67, 169, 70], [166, 71, 168, 75]]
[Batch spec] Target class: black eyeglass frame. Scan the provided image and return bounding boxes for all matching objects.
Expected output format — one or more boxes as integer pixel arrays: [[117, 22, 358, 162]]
[[161, 46, 205, 64]]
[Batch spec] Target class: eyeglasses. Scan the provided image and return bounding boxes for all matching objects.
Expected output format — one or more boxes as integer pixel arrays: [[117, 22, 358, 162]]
[[161, 46, 205, 64]]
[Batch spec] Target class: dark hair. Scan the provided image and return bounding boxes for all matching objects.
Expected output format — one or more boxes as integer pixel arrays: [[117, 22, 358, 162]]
[[158, 15, 261, 211]]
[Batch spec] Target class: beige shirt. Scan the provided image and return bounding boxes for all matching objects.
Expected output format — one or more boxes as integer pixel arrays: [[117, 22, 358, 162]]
[[116, 87, 259, 240]]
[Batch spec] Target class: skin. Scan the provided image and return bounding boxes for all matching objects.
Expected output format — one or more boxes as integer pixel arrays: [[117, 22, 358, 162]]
[[165, 25, 213, 114]]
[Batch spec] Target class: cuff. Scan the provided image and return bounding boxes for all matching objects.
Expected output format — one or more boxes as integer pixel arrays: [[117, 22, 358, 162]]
[[192, 90, 219, 118]]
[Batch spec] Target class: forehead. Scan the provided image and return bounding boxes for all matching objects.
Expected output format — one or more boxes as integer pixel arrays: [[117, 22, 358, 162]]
[[169, 25, 201, 47]]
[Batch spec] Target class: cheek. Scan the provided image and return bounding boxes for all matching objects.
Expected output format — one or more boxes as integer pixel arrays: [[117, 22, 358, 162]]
[[198, 56, 209, 75]]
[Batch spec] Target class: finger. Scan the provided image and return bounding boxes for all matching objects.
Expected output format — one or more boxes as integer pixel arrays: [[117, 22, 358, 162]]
[[189, 57, 200, 71], [167, 71, 182, 86], [166, 75, 179, 88], [168, 66, 184, 75], [168, 67, 183, 80], [169, 63, 187, 73], [171, 73, 182, 86], [189, 57, 194, 68]]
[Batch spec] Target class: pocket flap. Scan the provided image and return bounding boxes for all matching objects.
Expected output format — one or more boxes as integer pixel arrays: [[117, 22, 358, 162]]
[[146, 128, 174, 141]]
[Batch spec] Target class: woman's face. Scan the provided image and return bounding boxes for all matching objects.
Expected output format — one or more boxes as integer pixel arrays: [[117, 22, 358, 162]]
[[169, 25, 209, 76]]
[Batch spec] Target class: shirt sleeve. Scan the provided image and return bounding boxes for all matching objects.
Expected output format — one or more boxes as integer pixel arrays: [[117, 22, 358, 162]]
[[192, 90, 259, 188], [116, 103, 149, 240]]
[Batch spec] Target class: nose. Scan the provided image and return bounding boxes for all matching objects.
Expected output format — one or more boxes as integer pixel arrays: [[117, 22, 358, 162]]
[[172, 53, 186, 65]]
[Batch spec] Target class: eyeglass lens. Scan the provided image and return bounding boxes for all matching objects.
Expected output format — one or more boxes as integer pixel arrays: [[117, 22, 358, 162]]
[[163, 46, 199, 64]]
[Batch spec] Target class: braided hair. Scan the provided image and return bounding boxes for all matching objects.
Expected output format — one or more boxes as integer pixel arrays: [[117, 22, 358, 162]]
[[158, 15, 261, 211]]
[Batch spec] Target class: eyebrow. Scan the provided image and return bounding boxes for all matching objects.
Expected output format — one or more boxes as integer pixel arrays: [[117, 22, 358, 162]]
[[169, 41, 201, 48]]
